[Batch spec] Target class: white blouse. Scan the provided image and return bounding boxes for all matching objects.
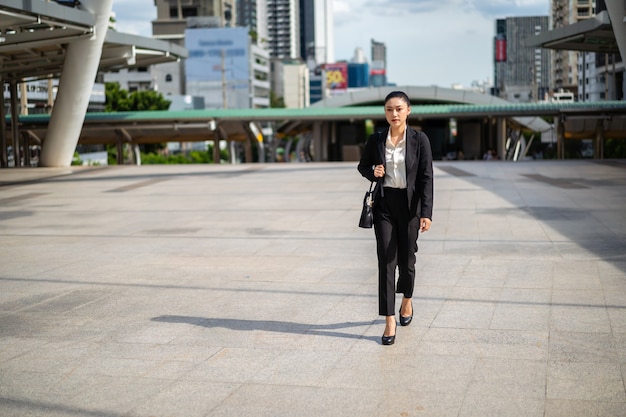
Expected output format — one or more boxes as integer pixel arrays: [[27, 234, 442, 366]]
[[383, 129, 407, 189]]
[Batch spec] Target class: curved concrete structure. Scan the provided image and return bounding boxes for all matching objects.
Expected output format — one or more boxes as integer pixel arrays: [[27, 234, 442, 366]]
[[605, 0, 626, 65], [311, 85, 551, 133], [39, 0, 113, 167]]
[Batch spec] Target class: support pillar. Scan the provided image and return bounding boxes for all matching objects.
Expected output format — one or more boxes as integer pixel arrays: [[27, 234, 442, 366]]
[[213, 137, 221, 164], [20, 82, 28, 115], [21, 131, 32, 167], [39, 0, 113, 167], [311, 122, 323, 162], [130, 143, 141, 166], [9, 81, 20, 167], [244, 138, 253, 163], [595, 119, 605, 160], [605, 1, 626, 67], [556, 117, 565, 160], [0, 76, 7, 168], [114, 129, 126, 165], [496, 117, 506, 161], [244, 122, 264, 163]]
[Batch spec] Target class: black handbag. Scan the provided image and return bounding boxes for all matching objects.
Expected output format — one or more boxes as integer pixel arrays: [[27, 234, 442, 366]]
[[358, 182, 375, 229]]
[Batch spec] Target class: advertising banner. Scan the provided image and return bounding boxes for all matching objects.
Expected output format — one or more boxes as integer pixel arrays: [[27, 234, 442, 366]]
[[495, 36, 507, 62], [185, 27, 249, 82], [325, 62, 348, 94]]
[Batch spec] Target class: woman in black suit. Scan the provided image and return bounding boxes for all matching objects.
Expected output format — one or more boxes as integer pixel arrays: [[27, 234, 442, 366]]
[[358, 91, 434, 345]]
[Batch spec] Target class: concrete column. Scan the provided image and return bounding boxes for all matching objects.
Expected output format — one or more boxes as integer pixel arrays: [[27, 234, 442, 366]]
[[215, 125, 227, 164], [312, 122, 323, 162], [605, 1, 626, 66], [0, 76, 7, 168], [556, 117, 565, 160], [244, 139, 253, 163], [114, 129, 126, 165], [39, 0, 113, 167], [595, 119, 605, 160], [20, 83, 28, 115], [10, 81, 20, 167], [496, 117, 506, 161], [130, 144, 141, 166]]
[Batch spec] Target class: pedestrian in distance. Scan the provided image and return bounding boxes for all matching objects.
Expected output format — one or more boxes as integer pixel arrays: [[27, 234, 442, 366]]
[[357, 90, 434, 345]]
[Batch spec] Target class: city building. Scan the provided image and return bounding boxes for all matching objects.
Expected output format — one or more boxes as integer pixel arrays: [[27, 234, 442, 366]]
[[299, 0, 334, 70], [493, 16, 551, 102], [576, 0, 624, 101], [309, 70, 326, 104], [150, 0, 235, 97], [143, 0, 270, 109], [551, 0, 596, 96], [530, 0, 624, 101], [236, 0, 268, 47], [267, 0, 300, 59], [370, 39, 387, 87], [348, 62, 369, 88], [272, 59, 309, 108], [185, 27, 270, 109]]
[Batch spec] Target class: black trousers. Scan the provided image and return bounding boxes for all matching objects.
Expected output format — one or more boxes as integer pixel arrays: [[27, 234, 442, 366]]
[[373, 187, 419, 316]]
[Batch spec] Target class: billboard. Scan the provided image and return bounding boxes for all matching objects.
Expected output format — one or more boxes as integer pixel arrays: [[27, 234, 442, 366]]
[[325, 62, 348, 94], [185, 27, 249, 82], [495, 35, 507, 62], [185, 27, 250, 108]]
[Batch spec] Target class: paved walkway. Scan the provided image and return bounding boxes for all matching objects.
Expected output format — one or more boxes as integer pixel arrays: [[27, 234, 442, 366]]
[[1, 160, 625, 417]]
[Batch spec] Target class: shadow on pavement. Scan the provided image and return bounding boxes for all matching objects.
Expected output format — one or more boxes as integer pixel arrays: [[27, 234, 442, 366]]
[[151, 314, 380, 343]]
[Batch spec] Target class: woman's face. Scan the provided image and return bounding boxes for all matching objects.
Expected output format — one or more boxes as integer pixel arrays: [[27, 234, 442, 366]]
[[384, 97, 411, 130]]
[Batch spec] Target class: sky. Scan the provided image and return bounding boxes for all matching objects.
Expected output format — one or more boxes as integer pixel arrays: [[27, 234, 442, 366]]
[[111, 0, 549, 88]]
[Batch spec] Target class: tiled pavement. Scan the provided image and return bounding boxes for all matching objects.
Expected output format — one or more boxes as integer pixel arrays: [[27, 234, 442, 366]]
[[0, 160, 625, 417]]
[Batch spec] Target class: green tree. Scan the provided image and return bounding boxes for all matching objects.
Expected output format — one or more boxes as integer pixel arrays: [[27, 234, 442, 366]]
[[104, 83, 172, 160], [104, 83, 171, 112], [104, 82, 129, 112], [270, 90, 285, 108], [127, 90, 172, 111]]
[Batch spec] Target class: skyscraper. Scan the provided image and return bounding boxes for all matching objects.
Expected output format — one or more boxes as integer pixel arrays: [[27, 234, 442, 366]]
[[370, 39, 387, 87], [299, 0, 334, 69], [152, 0, 237, 96], [150, 0, 269, 109], [236, 0, 268, 46], [267, 0, 300, 59], [551, 0, 596, 94], [493, 16, 551, 102]]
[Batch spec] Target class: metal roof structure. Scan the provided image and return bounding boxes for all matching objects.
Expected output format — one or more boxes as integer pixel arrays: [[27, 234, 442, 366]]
[[311, 85, 555, 134], [0, 0, 187, 82], [525, 11, 620, 54], [11, 101, 626, 146]]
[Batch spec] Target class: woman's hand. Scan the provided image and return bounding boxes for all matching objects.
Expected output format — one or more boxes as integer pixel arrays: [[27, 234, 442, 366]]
[[373, 164, 385, 178], [419, 218, 431, 233]]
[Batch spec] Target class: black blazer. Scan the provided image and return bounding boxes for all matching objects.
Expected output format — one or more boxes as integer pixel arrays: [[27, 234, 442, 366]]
[[357, 127, 434, 220]]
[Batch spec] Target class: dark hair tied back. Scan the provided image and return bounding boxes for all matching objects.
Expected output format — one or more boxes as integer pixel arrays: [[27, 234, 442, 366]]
[[384, 90, 411, 106]]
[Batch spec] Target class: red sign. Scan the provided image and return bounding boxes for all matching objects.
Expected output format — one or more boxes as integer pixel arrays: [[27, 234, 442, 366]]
[[495, 38, 506, 62]]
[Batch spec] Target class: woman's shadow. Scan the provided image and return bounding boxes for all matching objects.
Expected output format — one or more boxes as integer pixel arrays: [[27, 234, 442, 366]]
[[151, 315, 381, 343]]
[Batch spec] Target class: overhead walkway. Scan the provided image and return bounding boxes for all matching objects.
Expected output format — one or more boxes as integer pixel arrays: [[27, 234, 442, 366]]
[[526, 10, 620, 54], [311, 85, 553, 134], [9, 100, 626, 164]]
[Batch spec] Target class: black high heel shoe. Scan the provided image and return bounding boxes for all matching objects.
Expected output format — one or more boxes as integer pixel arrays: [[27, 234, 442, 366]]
[[399, 300, 413, 327], [382, 321, 397, 345]]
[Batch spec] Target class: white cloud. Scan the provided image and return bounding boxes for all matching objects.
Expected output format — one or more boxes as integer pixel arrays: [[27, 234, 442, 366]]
[[333, 0, 351, 13], [111, 0, 154, 36], [332, 0, 549, 86]]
